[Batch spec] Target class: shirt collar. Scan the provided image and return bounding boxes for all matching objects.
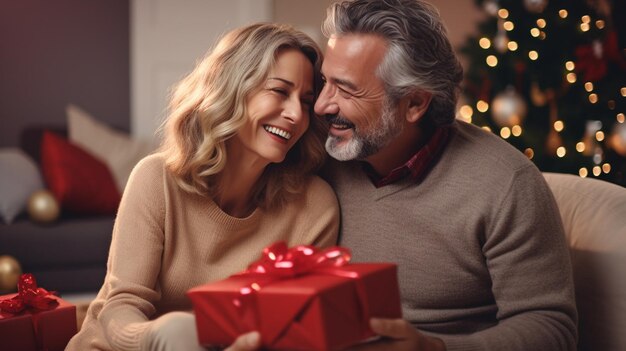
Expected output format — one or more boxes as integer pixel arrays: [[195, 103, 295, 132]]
[[363, 124, 452, 188]]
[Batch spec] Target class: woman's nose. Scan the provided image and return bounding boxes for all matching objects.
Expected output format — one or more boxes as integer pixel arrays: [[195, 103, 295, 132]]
[[282, 98, 304, 123]]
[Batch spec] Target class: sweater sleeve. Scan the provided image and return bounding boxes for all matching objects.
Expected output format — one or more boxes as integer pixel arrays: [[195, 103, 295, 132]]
[[96, 155, 167, 351], [440, 165, 578, 351]]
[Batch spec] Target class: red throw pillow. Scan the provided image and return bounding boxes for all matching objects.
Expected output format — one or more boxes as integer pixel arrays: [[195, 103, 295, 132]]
[[40, 131, 121, 215]]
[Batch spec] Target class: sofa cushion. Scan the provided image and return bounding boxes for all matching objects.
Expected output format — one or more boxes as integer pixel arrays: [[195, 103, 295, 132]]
[[0, 148, 44, 224], [67, 104, 152, 193], [41, 131, 120, 216], [543, 172, 626, 351]]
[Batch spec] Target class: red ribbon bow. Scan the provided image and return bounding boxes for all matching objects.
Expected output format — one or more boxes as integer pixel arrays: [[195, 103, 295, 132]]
[[0, 274, 58, 314], [232, 242, 371, 341], [244, 241, 352, 278]]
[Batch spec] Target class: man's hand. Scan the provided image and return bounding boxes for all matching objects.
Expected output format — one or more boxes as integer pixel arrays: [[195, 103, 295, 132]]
[[223, 331, 261, 351], [347, 318, 446, 351]]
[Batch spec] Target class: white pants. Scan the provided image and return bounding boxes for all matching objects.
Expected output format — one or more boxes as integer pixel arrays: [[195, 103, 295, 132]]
[[143, 311, 208, 351]]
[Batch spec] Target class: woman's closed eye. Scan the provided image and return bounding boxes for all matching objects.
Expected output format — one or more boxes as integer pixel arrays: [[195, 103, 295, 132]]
[[269, 87, 289, 96]]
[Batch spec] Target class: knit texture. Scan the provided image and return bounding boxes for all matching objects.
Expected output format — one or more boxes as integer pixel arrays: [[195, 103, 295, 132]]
[[66, 153, 340, 351], [325, 121, 577, 351]]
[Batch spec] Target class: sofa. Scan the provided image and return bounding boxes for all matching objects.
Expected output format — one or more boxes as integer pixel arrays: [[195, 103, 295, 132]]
[[0, 105, 151, 294], [543, 172, 626, 350], [0, 127, 115, 293]]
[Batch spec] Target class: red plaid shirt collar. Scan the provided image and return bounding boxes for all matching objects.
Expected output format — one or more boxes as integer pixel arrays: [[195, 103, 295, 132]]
[[363, 125, 452, 188]]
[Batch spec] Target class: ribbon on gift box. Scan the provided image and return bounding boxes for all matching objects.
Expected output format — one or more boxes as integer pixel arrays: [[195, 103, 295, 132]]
[[0, 274, 71, 351], [232, 241, 372, 340], [0, 274, 58, 314]]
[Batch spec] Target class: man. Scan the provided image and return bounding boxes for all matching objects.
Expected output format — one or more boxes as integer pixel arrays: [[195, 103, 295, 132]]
[[229, 0, 577, 350]]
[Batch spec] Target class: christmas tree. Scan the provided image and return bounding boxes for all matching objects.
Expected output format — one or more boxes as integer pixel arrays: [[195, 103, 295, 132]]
[[459, 0, 626, 186]]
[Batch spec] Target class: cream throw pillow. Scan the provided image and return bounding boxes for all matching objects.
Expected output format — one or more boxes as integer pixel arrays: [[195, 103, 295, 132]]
[[67, 104, 152, 193]]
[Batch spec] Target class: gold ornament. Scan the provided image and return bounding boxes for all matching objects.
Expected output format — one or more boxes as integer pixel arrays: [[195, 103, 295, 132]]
[[27, 190, 60, 224], [0, 255, 22, 292], [491, 86, 528, 127]]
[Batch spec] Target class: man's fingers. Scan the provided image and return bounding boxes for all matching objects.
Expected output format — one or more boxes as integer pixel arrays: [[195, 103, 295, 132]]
[[224, 331, 261, 351], [370, 318, 411, 339]]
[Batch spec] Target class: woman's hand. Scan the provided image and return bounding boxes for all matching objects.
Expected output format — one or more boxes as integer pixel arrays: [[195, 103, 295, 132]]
[[224, 332, 261, 351]]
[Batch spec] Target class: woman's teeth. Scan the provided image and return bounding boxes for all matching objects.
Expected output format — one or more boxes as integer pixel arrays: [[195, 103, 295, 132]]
[[264, 125, 292, 140]]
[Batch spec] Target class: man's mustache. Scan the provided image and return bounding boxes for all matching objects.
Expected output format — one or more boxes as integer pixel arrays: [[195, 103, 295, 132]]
[[325, 114, 356, 129]]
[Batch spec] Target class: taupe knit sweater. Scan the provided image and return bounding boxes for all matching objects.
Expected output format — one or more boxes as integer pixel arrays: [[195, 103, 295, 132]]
[[325, 121, 577, 351], [66, 154, 340, 351]]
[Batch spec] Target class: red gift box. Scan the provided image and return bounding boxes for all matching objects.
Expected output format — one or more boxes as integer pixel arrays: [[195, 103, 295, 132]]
[[0, 311, 38, 351], [187, 242, 402, 351], [0, 275, 77, 351]]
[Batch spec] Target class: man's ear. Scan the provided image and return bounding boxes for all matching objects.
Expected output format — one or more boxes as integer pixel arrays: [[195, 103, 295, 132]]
[[404, 90, 432, 123]]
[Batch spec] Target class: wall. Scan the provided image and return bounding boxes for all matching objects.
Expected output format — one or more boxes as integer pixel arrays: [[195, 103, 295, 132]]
[[0, 0, 130, 147], [0, 1, 485, 148], [273, 0, 484, 67], [130, 0, 271, 143]]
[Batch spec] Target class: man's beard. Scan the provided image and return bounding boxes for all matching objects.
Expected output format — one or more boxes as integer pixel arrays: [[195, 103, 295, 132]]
[[325, 99, 403, 161]]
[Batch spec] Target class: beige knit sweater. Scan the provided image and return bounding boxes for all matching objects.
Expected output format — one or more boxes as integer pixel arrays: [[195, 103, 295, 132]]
[[66, 154, 340, 351]]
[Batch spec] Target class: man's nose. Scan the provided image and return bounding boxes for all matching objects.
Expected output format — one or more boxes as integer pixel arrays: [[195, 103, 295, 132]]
[[314, 84, 339, 116]]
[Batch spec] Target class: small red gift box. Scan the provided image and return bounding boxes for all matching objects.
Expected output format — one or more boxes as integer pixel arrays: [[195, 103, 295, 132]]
[[0, 312, 37, 351], [187, 242, 402, 350], [0, 274, 77, 351]]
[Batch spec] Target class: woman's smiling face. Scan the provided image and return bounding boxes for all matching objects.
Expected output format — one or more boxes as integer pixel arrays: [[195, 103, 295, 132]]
[[231, 48, 315, 166]]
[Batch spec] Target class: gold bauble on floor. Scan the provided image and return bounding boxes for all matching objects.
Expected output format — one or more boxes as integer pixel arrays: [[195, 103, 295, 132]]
[[0, 255, 22, 292], [27, 189, 60, 224]]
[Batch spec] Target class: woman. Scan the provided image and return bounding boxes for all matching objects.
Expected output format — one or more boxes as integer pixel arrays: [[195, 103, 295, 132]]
[[66, 23, 339, 351]]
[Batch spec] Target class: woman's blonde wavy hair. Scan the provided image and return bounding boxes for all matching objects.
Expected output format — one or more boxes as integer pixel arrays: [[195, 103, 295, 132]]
[[158, 23, 326, 210]]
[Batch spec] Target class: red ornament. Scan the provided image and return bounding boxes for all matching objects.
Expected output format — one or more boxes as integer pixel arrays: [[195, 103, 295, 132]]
[[575, 31, 626, 82]]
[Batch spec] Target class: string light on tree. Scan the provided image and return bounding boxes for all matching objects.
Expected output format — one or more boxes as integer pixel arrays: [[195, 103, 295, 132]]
[[479, 37, 491, 49], [593, 166, 602, 176], [500, 127, 512, 139], [579, 168, 588, 177], [476, 100, 489, 113], [461, 0, 626, 185]]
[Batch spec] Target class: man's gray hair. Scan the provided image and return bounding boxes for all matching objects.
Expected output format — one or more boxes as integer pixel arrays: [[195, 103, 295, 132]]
[[322, 0, 464, 125]]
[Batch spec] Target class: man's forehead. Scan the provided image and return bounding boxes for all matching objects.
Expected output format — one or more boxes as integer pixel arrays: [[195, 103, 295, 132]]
[[322, 34, 387, 86], [326, 34, 387, 60]]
